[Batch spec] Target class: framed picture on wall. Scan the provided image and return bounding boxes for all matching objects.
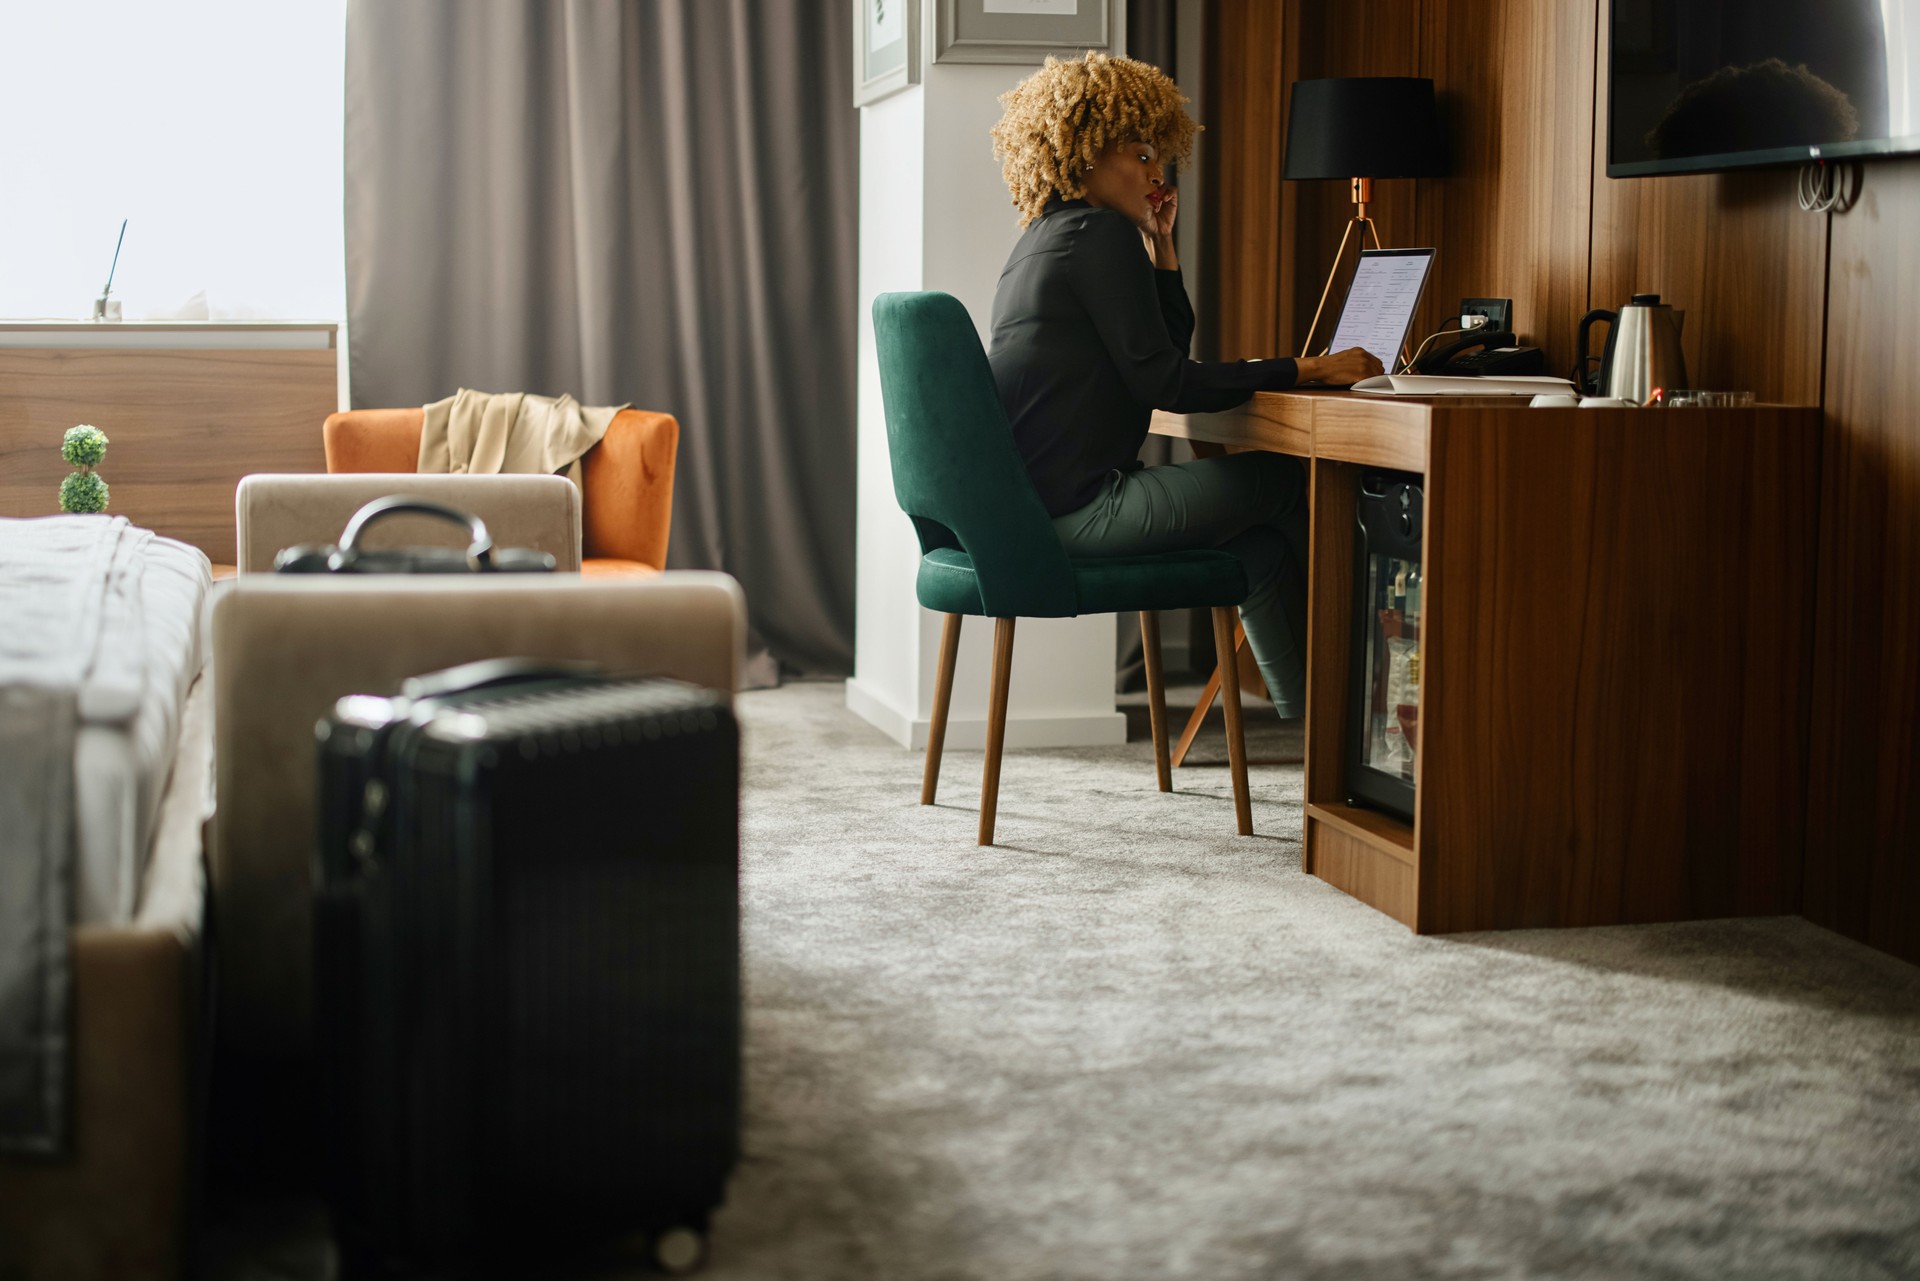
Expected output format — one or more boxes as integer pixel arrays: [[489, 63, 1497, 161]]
[[854, 0, 921, 106], [933, 0, 1123, 65]]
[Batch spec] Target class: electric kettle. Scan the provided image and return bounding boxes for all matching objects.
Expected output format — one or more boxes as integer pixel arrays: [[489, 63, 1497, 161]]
[[1575, 294, 1688, 402]]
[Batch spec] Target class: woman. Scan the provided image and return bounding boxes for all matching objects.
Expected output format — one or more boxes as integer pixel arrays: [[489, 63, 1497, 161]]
[[987, 52, 1381, 718]]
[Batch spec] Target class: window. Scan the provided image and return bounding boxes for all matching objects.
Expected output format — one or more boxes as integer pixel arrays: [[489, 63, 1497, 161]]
[[0, 1, 347, 320]]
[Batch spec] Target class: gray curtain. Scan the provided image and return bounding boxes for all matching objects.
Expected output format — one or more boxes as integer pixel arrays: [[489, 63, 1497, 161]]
[[344, 0, 858, 675]]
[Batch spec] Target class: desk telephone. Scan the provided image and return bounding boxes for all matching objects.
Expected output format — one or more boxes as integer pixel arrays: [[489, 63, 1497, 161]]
[[1413, 329, 1546, 377]]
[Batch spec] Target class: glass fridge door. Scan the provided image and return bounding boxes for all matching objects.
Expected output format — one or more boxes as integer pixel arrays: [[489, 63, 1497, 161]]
[[1360, 552, 1420, 783], [1346, 471, 1423, 823]]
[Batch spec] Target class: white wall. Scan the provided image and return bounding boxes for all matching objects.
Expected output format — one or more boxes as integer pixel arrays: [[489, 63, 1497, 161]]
[[852, 87, 929, 736], [848, 62, 1125, 752]]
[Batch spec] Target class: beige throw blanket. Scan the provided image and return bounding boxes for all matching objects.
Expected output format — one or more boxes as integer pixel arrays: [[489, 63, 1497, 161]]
[[418, 389, 628, 481]]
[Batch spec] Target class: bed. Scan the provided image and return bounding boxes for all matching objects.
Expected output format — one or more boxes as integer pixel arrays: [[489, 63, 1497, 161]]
[[0, 514, 212, 1281]]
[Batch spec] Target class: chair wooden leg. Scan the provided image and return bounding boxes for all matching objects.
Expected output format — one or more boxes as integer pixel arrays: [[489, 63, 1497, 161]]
[[1170, 619, 1247, 768], [1140, 611, 1172, 792], [1212, 607, 1253, 836], [978, 618, 1016, 846], [922, 613, 963, 804]]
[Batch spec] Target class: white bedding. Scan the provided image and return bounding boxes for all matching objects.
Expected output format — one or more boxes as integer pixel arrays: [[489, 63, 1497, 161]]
[[71, 537, 210, 924], [0, 515, 209, 1154]]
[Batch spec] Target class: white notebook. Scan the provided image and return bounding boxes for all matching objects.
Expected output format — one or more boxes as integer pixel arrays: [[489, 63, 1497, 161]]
[[1351, 374, 1579, 397]]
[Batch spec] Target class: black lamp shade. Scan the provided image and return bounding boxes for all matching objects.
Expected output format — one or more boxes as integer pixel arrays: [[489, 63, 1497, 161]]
[[1282, 78, 1446, 180]]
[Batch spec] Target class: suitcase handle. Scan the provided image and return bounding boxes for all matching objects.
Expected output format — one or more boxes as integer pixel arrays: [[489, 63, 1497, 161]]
[[398, 657, 604, 701], [337, 496, 495, 571]]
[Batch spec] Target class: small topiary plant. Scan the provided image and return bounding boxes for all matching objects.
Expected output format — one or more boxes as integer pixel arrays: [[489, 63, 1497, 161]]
[[59, 425, 110, 513]]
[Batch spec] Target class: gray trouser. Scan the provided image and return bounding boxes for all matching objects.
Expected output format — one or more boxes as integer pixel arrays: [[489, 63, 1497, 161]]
[[1052, 452, 1309, 716]]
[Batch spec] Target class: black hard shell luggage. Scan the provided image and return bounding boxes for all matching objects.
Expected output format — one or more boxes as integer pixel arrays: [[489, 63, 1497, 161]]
[[313, 659, 739, 1275]]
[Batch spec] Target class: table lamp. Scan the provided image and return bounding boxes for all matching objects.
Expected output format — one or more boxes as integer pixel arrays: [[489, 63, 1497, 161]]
[[1283, 77, 1445, 356]]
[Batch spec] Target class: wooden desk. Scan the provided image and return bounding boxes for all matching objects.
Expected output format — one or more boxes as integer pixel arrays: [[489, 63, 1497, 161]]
[[0, 322, 338, 563], [1154, 392, 1823, 934]]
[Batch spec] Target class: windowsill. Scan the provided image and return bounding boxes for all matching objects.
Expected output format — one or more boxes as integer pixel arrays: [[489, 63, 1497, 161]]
[[0, 320, 338, 350]]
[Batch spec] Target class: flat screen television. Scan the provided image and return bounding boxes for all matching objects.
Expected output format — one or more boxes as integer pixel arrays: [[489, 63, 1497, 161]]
[[1609, 0, 1920, 176]]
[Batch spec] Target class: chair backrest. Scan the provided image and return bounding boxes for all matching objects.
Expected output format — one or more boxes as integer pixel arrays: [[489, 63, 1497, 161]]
[[209, 571, 746, 1056], [322, 406, 679, 570], [872, 292, 1076, 618], [235, 472, 582, 573], [578, 410, 677, 568]]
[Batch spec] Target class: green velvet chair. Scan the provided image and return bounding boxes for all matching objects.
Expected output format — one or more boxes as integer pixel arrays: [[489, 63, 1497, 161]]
[[872, 290, 1255, 845]]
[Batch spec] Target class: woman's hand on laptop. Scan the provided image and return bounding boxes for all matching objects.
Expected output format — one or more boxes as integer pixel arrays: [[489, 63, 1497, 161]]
[[1297, 347, 1385, 386]]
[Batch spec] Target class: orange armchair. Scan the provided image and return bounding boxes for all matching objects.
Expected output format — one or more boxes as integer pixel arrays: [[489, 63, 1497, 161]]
[[322, 407, 678, 576]]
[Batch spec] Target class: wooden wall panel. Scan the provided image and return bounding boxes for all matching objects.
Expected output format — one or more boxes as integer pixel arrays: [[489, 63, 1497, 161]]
[[1588, 172, 1827, 403], [1805, 158, 1920, 966], [0, 348, 336, 564], [1229, 0, 1820, 389], [1276, 0, 1421, 358], [1242, 0, 1593, 366], [1202, 0, 1288, 360], [1587, 16, 1828, 405], [1415, 0, 1597, 378]]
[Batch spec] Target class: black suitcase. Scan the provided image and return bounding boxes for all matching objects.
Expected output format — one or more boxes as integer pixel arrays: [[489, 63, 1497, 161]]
[[313, 658, 739, 1276]]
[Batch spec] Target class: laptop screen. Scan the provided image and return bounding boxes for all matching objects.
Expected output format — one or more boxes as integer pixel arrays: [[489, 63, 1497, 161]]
[[1326, 248, 1435, 374]]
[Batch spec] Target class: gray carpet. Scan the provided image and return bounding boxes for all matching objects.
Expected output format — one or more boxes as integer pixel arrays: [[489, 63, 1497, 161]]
[[206, 680, 1920, 1280], [693, 680, 1920, 1281]]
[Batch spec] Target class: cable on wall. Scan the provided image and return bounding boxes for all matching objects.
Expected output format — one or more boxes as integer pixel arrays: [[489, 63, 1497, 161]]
[[1797, 161, 1861, 215], [1398, 314, 1489, 375]]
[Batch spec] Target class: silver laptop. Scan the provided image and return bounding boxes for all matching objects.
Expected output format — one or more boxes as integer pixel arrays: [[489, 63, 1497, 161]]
[[1324, 248, 1436, 382]]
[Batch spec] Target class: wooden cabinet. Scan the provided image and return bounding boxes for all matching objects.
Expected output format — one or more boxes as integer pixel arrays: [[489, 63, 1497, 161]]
[[1158, 392, 1822, 933], [0, 323, 338, 564]]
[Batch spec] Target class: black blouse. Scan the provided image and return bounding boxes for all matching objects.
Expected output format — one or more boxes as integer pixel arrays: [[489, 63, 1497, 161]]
[[986, 198, 1300, 516]]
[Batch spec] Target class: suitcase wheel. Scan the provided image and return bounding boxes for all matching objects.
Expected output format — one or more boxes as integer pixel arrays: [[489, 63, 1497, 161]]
[[652, 1226, 708, 1275]]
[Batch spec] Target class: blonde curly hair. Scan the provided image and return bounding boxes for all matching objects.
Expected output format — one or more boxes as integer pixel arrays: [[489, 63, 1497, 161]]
[[990, 52, 1200, 227]]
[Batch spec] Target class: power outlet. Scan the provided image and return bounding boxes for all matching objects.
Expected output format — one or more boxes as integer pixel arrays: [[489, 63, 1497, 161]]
[[1461, 297, 1513, 335]]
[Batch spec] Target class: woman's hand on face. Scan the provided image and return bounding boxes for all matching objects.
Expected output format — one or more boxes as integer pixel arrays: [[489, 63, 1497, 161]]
[[1297, 347, 1385, 386], [1146, 185, 1177, 239]]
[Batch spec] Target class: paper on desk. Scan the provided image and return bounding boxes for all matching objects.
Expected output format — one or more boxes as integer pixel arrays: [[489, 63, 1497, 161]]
[[1352, 374, 1579, 396]]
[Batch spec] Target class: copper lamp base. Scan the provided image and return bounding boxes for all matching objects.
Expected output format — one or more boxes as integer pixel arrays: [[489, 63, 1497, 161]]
[[1302, 176, 1396, 361]]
